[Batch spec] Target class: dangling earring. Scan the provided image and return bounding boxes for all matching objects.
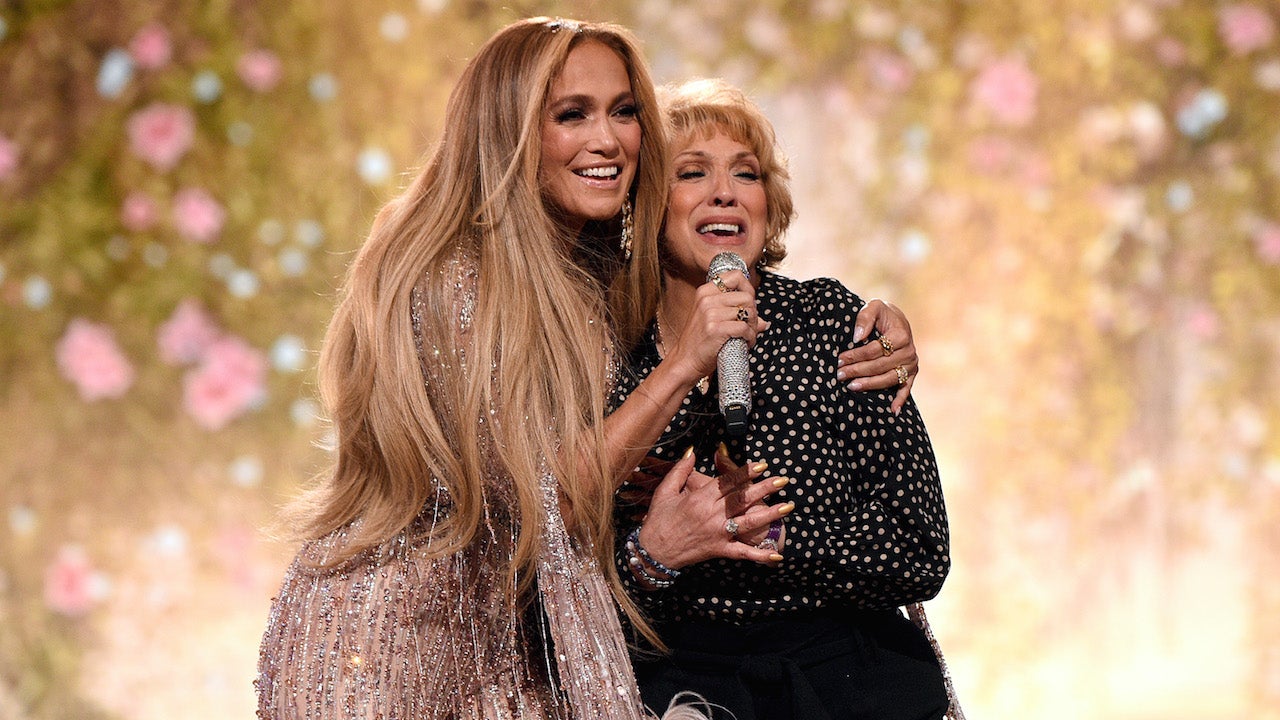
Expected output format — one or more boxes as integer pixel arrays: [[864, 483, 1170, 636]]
[[758, 247, 770, 271], [619, 197, 634, 262]]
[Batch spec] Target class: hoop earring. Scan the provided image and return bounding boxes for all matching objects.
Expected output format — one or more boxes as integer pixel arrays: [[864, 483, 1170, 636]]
[[620, 198, 634, 262], [758, 247, 770, 271]]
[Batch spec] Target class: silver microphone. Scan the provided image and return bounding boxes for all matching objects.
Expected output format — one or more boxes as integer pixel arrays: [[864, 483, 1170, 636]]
[[706, 252, 751, 436]]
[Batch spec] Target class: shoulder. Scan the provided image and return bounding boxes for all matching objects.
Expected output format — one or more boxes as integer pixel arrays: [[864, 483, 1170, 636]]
[[764, 273, 864, 324]]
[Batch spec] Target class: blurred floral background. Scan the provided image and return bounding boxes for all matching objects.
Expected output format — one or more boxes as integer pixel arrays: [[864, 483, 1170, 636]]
[[1, 1, 1277, 718]]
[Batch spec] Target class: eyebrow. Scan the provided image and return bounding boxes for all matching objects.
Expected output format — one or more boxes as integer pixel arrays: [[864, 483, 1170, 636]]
[[547, 91, 636, 108], [673, 149, 758, 163]]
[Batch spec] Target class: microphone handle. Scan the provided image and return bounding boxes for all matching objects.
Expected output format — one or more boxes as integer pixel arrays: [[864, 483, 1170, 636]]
[[718, 337, 750, 436]]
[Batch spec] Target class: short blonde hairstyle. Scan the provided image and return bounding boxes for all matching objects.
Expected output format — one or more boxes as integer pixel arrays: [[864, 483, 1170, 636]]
[[660, 78, 794, 269]]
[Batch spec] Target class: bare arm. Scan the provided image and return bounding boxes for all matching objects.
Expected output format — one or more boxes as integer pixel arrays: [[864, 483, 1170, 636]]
[[596, 270, 766, 491]]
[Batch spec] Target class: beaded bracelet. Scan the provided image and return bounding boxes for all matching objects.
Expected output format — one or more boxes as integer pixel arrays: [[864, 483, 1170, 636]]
[[626, 547, 675, 589], [757, 519, 783, 552], [624, 526, 679, 589], [626, 527, 681, 579], [628, 554, 676, 589]]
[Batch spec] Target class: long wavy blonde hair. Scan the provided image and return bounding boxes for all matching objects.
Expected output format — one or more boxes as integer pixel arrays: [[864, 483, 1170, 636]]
[[296, 18, 667, 625]]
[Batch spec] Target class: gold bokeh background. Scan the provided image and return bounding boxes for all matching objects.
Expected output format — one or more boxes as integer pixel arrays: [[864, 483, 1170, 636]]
[[2, 2, 1278, 718]]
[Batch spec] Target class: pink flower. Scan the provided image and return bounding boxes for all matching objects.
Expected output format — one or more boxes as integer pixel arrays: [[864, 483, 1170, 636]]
[[971, 57, 1039, 127], [1187, 305, 1220, 340], [183, 335, 267, 430], [0, 134, 17, 182], [55, 319, 135, 401], [120, 191, 159, 232], [237, 49, 282, 92], [866, 50, 914, 93], [1219, 4, 1276, 55], [1254, 223, 1280, 264], [157, 298, 221, 365], [172, 187, 225, 243], [1155, 37, 1188, 67], [127, 103, 195, 171], [129, 22, 172, 69], [44, 545, 107, 617]]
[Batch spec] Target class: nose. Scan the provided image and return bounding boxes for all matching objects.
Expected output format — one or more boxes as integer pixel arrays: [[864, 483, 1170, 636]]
[[711, 170, 736, 206], [586, 116, 621, 156]]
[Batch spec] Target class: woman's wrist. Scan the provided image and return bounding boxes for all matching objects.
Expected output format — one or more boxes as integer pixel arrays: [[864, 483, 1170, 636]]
[[623, 525, 680, 590], [647, 354, 706, 397]]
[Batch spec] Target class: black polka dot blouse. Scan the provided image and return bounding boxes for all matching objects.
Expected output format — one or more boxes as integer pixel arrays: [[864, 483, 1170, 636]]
[[611, 272, 951, 627]]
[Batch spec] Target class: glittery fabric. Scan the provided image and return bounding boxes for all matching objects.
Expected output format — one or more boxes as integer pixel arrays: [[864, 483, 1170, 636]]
[[256, 249, 654, 720], [905, 602, 966, 720]]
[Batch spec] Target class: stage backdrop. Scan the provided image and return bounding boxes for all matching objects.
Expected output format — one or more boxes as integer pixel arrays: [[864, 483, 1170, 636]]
[[1, 1, 1277, 718]]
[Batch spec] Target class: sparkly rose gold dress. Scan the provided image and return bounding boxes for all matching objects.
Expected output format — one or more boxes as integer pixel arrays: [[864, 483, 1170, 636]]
[[256, 252, 653, 720]]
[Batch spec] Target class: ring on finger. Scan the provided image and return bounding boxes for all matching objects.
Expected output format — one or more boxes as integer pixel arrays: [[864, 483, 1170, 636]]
[[757, 519, 783, 552], [724, 518, 740, 538], [894, 365, 909, 385], [878, 335, 894, 356], [711, 275, 728, 293], [736, 306, 750, 323]]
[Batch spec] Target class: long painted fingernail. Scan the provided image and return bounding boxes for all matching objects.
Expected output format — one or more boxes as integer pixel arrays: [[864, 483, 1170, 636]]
[[769, 553, 784, 562], [751, 461, 768, 473], [772, 477, 790, 488], [717, 442, 729, 456], [777, 502, 796, 516], [683, 446, 694, 459]]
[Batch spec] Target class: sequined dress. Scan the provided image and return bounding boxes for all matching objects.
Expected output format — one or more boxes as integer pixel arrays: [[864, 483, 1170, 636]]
[[256, 251, 653, 720]]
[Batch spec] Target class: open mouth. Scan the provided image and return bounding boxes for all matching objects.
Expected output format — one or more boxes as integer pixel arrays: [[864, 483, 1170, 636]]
[[697, 222, 741, 237], [575, 166, 620, 179]]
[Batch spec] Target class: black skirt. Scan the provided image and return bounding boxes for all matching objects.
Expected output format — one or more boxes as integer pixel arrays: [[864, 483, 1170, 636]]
[[635, 609, 948, 720]]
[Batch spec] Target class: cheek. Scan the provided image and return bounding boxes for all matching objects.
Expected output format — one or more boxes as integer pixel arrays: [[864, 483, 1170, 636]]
[[539, 130, 570, 176], [621, 125, 642, 168]]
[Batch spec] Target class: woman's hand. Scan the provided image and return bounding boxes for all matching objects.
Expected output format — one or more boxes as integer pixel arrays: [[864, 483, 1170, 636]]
[[662, 270, 769, 385], [636, 449, 791, 571], [712, 444, 786, 550], [836, 298, 918, 414]]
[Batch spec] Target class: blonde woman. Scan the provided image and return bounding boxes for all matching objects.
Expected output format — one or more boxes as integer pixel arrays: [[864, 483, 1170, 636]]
[[255, 18, 784, 720], [256, 18, 920, 720], [614, 79, 954, 720]]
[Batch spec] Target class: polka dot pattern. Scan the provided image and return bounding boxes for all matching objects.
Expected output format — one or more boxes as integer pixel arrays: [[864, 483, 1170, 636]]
[[613, 272, 951, 626]]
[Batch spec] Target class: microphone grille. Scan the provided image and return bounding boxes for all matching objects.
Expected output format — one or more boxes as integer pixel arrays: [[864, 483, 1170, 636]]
[[706, 251, 749, 282]]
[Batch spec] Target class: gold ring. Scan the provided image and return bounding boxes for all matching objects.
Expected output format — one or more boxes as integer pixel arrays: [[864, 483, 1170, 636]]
[[711, 275, 728, 293], [895, 365, 909, 385], [878, 335, 894, 356], [736, 307, 750, 323]]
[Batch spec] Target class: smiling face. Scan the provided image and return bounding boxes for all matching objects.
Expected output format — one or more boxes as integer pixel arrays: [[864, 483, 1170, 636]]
[[663, 129, 768, 283], [539, 40, 642, 234]]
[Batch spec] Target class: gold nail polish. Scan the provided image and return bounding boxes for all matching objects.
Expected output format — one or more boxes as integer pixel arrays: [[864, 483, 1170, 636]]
[[751, 461, 768, 473], [717, 442, 729, 456], [682, 446, 695, 459], [772, 478, 790, 488], [777, 502, 796, 516], [769, 554, 784, 562]]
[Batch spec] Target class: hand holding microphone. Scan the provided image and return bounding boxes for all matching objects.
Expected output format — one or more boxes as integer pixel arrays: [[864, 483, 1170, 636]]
[[706, 252, 753, 435], [658, 252, 762, 434]]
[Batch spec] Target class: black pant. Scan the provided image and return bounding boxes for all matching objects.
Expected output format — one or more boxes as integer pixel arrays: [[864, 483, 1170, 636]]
[[636, 609, 948, 720]]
